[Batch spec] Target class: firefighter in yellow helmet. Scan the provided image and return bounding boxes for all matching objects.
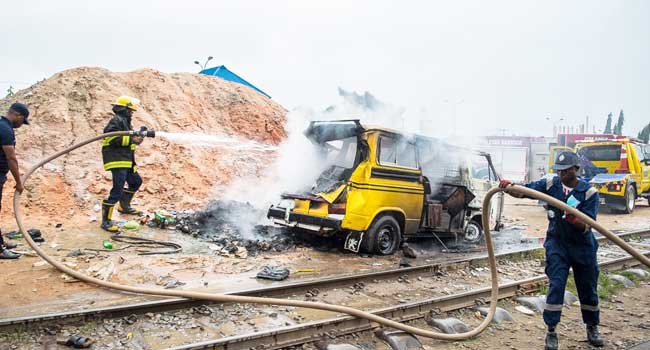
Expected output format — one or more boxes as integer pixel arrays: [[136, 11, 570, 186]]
[[100, 96, 145, 232]]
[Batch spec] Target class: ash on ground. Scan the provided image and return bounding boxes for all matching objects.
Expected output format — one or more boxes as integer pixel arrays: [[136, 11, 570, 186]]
[[175, 200, 331, 257]]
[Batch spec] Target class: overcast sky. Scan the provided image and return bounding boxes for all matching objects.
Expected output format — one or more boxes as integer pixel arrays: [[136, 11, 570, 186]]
[[1, 0, 648, 137]]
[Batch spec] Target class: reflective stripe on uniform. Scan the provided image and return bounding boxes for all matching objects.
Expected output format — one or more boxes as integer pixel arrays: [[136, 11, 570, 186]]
[[121, 136, 131, 146], [546, 176, 554, 191], [585, 187, 598, 200], [102, 136, 119, 147], [580, 304, 599, 312], [544, 303, 564, 312], [133, 165, 138, 173], [103, 161, 133, 170], [130, 144, 136, 151]]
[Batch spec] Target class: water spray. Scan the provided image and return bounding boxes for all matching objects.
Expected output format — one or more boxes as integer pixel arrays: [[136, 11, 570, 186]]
[[155, 131, 277, 151], [13, 131, 650, 341]]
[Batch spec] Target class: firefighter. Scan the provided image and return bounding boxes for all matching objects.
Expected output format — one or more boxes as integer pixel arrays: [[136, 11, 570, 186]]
[[499, 150, 604, 349], [100, 96, 145, 232]]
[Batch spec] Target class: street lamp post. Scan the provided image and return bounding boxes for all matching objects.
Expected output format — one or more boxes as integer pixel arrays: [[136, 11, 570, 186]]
[[193, 56, 214, 71]]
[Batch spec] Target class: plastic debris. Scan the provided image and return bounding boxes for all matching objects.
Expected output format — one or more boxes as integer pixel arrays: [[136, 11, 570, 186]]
[[256, 265, 290, 281], [121, 221, 140, 231], [294, 268, 319, 273], [102, 240, 114, 249]]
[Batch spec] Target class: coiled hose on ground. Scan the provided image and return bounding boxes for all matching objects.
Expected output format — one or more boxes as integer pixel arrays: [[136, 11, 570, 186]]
[[13, 131, 650, 341]]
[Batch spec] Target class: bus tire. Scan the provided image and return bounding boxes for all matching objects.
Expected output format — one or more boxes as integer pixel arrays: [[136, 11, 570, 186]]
[[463, 220, 484, 243], [363, 215, 401, 255]]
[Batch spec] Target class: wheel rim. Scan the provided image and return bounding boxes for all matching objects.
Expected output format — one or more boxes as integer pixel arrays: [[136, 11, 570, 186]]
[[377, 226, 396, 253], [465, 223, 481, 242]]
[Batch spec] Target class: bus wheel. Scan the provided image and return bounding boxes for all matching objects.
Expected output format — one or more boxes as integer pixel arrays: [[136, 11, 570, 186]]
[[364, 215, 401, 255], [463, 220, 484, 243]]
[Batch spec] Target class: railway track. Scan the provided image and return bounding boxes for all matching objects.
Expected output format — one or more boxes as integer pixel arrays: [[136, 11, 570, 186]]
[[1, 228, 648, 335], [167, 252, 650, 350]]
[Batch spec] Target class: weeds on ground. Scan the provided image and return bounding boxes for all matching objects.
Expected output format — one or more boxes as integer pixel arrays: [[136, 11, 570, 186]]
[[0, 326, 31, 344], [618, 271, 641, 286], [76, 322, 97, 335], [556, 273, 620, 301], [538, 283, 549, 295], [505, 248, 545, 263], [597, 274, 625, 301], [536, 269, 645, 301]]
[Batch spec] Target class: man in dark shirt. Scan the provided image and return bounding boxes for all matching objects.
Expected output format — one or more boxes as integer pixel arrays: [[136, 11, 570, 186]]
[[500, 151, 604, 349], [0, 102, 30, 259]]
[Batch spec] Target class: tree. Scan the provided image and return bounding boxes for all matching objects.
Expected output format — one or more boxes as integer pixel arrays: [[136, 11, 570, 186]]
[[613, 109, 625, 136], [5, 85, 14, 98], [604, 113, 613, 133], [638, 123, 650, 143]]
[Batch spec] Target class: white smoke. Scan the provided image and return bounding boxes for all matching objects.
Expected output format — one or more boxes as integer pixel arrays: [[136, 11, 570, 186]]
[[210, 88, 487, 238]]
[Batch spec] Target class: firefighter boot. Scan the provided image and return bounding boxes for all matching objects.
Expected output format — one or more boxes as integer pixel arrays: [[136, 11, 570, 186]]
[[587, 325, 604, 347], [117, 190, 142, 215], [544, 331, 558, 350], [101, 202, 119, 233]]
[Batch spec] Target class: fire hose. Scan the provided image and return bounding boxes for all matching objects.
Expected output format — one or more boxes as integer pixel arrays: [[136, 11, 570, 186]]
[[12, 131, 650, 341]]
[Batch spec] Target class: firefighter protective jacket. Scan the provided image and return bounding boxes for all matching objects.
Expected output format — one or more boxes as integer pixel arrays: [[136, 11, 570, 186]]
[[101, 113, 137, 171]]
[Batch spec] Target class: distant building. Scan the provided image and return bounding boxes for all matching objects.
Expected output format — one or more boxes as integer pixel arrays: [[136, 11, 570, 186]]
[[200, 65, 271, 98]]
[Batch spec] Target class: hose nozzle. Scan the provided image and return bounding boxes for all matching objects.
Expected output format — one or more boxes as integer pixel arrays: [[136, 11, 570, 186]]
[[132, 127, 156, 138]]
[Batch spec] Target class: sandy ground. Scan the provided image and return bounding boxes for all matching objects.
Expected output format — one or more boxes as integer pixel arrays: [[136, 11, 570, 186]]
[[1, 196, 649, 319], [502, 196, 650, 238]]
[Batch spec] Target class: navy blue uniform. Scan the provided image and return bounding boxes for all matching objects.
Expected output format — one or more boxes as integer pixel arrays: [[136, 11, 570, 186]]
[[526, 176, 600, 326], [0, 116, 16, 248]]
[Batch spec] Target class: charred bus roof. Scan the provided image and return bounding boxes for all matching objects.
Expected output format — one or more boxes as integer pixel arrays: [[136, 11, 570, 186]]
[[304, 119, 490, 158]]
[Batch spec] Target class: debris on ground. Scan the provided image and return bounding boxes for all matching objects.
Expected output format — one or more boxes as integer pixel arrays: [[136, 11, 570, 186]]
[[57, 335, 94, 349], [256, 265, 290, 281], [175, 200, 302, 256], [402, 243, 418, 258], [150, 210, 177, 229], [121, 221, 140, 232], [5, 228, 45, 242]]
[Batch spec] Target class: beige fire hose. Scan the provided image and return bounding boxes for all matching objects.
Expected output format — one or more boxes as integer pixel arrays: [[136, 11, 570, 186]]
[[12, 131, 650, 341]]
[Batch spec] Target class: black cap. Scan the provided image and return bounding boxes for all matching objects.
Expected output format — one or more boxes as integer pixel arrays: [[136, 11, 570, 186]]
[[553, 151, 580, 171], [9, 102, 29, 125]]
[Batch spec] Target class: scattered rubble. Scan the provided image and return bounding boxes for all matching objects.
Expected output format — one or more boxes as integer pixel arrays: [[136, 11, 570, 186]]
[[256, 266, 291, 281], [475, 306, 515, 324], [426, 317, 471, 334], [609, 274, 636, 288], [174, 200, 326, 257]]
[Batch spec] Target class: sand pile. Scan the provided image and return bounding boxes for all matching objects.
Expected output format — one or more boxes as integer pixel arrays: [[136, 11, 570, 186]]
[[0, 67, 286, 220]]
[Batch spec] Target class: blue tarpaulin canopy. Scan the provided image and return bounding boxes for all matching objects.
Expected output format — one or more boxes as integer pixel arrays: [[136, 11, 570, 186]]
[[199, 65, 271, 98]]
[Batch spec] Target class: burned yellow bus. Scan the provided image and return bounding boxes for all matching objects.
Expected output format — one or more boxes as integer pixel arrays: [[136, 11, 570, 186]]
[[267, 120, 504, 255]]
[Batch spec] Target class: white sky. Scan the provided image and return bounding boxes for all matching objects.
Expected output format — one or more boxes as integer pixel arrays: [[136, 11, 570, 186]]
[[1, 0, 648, 137]]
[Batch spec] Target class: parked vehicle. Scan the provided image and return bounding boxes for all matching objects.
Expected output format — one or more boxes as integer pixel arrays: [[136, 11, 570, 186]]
[[267, 120, 504, 255], [575, 138, 650, 213]]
